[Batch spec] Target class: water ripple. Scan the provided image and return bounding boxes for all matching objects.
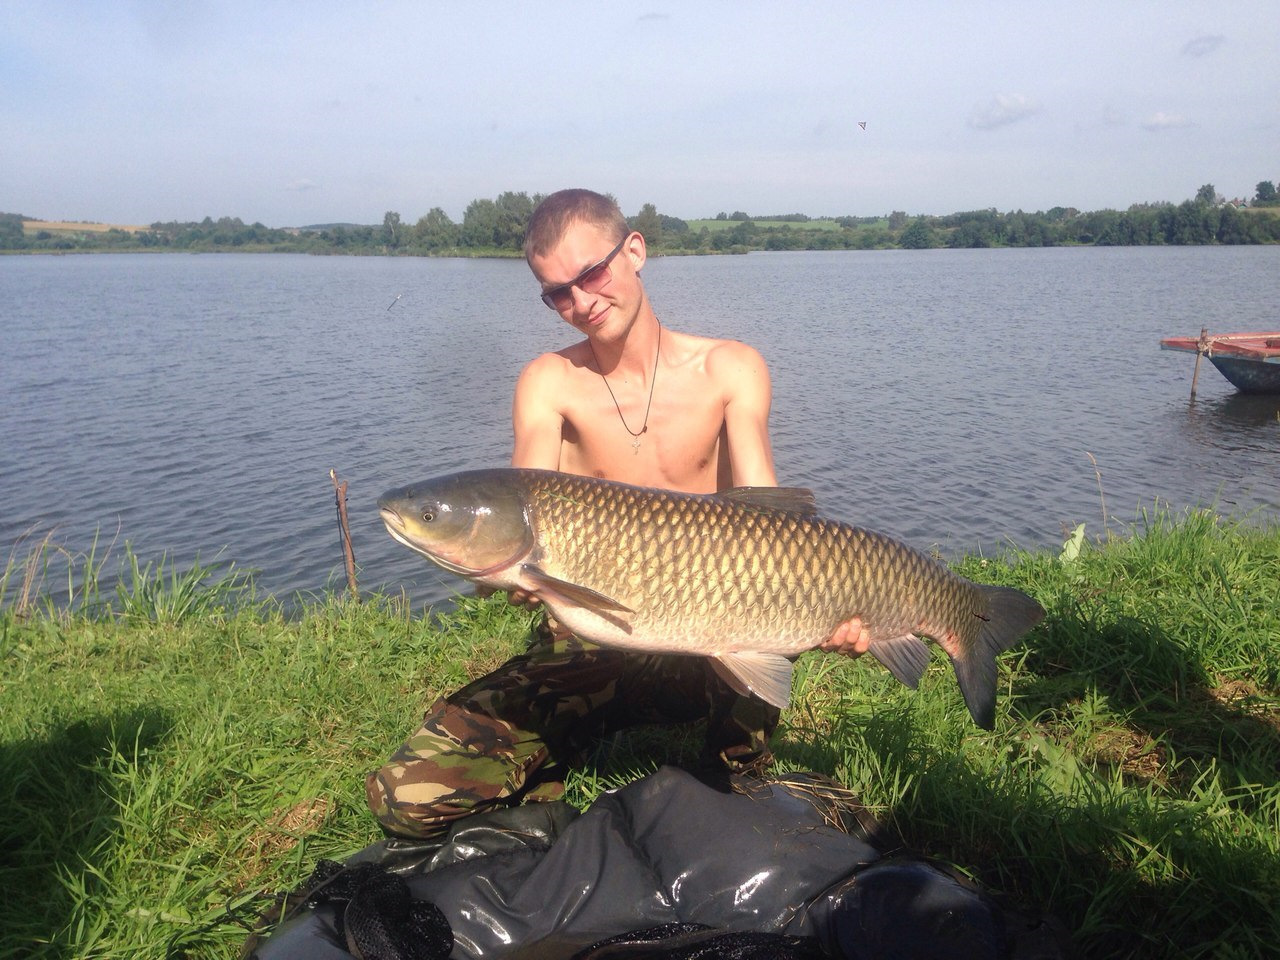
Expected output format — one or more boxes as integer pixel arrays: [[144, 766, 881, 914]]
[[2, 249, 1277, 609]]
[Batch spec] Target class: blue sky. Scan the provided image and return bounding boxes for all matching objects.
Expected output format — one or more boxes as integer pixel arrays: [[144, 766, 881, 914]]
[[2, 1, 1275, 226]]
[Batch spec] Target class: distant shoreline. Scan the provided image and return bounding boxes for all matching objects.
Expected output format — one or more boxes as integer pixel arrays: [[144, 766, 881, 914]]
[[7, 203, 1280, 256]]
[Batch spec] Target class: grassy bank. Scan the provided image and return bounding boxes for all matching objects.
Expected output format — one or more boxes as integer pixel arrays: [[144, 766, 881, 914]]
[[2, 509, 1277, 958]]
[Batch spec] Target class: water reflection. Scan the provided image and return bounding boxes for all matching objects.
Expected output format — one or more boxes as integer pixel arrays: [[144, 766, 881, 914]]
[[1177, 391, 1280, 453], [1187, 392, 1280, 435]]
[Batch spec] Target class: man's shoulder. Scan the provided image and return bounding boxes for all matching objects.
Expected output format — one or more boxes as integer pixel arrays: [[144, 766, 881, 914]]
[[665, 329, 765, 367], [519, 343, 591, 380], [702, 336, 769, 377]]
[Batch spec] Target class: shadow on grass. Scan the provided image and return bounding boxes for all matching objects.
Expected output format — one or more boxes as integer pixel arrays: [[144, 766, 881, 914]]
[[773, 588, 1279, 958], [777, 693, 1279, 959], [1016, 601, 1278, 799], [0, 706, 173, 958]]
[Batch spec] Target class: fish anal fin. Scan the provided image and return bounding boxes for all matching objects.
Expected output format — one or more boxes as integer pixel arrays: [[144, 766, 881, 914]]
[[719, 486, 818, 516], [712, 652, 795, 709], [869, 633, 931, 689], [521, 565, 635, 633]]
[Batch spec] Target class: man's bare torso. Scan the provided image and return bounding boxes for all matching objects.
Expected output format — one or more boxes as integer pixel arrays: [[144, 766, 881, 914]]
[[540, 328, 739, 492]]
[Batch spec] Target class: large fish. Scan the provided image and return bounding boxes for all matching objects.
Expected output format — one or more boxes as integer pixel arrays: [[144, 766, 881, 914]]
[[378, 469, 1044, 728]]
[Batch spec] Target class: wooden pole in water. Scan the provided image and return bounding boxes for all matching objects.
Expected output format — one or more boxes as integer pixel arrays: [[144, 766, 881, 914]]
[[330, 468, 359, 602], [1190, 326, 1209, 400]]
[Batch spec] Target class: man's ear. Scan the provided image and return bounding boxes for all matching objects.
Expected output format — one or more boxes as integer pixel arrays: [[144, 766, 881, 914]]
[[624, 230, 648, 273]]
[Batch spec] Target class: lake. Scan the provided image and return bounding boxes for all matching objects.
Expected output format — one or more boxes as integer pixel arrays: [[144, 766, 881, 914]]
[[2, 247, 1278, 611]]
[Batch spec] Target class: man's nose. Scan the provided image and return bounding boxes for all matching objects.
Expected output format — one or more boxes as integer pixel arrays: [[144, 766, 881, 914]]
[[569, 284, 597, 312]]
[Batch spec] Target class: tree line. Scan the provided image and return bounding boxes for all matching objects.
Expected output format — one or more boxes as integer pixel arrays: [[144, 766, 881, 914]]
[[3, 181, 1277, 256]]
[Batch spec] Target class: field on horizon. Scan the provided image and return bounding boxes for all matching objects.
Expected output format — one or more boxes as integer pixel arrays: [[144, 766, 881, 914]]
[[23, 219, 151, 234]]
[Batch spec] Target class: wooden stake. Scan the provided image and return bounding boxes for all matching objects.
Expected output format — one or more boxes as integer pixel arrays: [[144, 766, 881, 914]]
[[1190, 326, 1209, 400], [329, 468, 359, 601]]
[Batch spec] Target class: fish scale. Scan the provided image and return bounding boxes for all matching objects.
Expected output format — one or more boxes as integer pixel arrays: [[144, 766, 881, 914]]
[[524, 473, 965, 653], [379, 468, 1045, 727]]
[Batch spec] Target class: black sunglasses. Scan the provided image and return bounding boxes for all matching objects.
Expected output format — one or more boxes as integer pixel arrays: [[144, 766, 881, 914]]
[[539, 236, 628, 310]]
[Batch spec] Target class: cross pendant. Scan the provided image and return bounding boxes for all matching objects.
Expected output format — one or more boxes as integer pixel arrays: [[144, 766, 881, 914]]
[[632, 437, 641, 453]]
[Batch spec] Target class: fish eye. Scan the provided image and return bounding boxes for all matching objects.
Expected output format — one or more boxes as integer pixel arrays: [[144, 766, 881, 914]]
[[422, 510, 435, 522]]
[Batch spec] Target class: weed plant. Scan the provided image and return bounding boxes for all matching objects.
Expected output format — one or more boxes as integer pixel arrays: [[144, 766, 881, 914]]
[[1, 511, 1276, 958]]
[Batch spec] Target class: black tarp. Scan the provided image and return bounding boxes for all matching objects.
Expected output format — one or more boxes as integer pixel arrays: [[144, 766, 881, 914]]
[[249, 767, 1064, 959]]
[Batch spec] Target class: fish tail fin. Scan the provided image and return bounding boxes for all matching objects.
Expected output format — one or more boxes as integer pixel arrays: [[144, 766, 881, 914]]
[[952, 585, 1045, 729]]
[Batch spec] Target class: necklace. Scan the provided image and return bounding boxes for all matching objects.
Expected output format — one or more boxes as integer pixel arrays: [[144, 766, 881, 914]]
[[588, 319, 661, 453]]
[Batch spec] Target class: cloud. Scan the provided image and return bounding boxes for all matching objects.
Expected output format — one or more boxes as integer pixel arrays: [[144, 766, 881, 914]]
[[1182, 34, 1225, 57], [968, 93, 1040, 130], [284, 178, 321, 192], [1142, 112, 1192, 130]]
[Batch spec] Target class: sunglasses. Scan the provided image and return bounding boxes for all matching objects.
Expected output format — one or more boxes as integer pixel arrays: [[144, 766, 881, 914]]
[[539, 235, 628, 310]]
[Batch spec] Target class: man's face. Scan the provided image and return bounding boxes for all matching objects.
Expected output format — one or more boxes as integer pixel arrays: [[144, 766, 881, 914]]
[[528, 220, 644, 337]]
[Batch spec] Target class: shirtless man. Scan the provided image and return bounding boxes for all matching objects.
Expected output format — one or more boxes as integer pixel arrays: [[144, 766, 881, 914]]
[[514, 199, 773, 493], [366, 190, 869, 840]]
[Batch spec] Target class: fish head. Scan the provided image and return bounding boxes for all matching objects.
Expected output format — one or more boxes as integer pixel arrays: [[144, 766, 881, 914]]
[[378, 471, 535, 581]]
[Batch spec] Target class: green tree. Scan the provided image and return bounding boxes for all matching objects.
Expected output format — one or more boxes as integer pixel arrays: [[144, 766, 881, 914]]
[[493, 191, 534, 250], [629, 203, 663, 246], [1215, 203, 1251, 244], [1194, 183, 1219, 206], [0, 212, 26, 248], [1255, 181, 1277, 204], [899, 217, 937, 249], [461, 198, 499, 248], [414, 208, 458, 250], [382, 211, 402, 247]]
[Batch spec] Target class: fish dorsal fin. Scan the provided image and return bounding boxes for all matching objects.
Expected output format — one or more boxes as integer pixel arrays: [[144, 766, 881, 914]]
[[521, 564, 634, 632], [711, 652, 795, 709], [719, 486, 818, 516], [869, 633, 931, 689]]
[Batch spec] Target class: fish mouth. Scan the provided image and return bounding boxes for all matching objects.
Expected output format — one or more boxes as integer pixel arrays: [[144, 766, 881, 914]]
[[379, 506, 406, 535], [379, 506, 426, 557]]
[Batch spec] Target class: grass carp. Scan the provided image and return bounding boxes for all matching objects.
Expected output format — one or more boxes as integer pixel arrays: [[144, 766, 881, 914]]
[[378, 469, 1044, 728]]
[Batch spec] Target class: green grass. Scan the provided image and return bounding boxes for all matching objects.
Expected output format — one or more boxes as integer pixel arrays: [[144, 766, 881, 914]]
[[1, 511, 1277, 958]]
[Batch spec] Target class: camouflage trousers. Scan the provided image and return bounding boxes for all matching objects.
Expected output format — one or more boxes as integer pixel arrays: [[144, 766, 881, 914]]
[[365, 628, 779, 839]]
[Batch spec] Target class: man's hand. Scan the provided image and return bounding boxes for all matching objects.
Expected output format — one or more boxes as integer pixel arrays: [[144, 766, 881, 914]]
[[506, 588, 571, 641], [819, 617, 872, 657]]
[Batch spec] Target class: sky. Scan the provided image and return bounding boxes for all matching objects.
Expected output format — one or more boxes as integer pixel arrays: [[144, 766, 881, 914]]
[[2, 1, 1276, 227]]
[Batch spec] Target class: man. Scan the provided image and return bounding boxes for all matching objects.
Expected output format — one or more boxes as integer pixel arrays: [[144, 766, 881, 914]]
[[366, 189, 870, 840]]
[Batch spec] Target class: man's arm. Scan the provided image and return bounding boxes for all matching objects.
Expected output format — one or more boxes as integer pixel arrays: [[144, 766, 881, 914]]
[[714, 341, 778, 487], [506, 354, 572, 622], [511, 354, 565, 470], [715, 341, 871, 659]]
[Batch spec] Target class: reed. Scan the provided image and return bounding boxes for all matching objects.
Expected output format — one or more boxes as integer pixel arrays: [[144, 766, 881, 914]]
[[0, 508, 1276, 958]]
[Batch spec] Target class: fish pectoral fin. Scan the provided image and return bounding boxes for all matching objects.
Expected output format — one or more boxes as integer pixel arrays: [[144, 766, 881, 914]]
[[719, 486, 818, 516], [712, 652, 795, 710], [521, 565, 635, 633], [869, 633, 931, 689]]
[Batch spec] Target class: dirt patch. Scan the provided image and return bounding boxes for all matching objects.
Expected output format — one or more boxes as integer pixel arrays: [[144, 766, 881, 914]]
[[236, 796, 333, 887], [1093, 727, 1167, 782]]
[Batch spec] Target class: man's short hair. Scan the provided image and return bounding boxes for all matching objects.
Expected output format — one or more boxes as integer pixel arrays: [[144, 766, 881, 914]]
[[524, 189, 630, 260]]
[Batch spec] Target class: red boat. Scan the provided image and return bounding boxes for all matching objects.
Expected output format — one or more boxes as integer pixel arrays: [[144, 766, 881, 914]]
[[1160, 331, 1280, 394]]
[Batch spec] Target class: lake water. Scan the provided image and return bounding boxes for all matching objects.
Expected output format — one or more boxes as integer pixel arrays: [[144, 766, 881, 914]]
[[2, 248, 1278, 611]]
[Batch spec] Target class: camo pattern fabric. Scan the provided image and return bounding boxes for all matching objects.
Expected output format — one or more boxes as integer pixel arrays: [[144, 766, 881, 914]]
[[366, 625, 779, 839]]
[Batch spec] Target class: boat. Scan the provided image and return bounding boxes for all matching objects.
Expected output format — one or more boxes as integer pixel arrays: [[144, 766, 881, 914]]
[[1160, 331, 1280, 394]]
